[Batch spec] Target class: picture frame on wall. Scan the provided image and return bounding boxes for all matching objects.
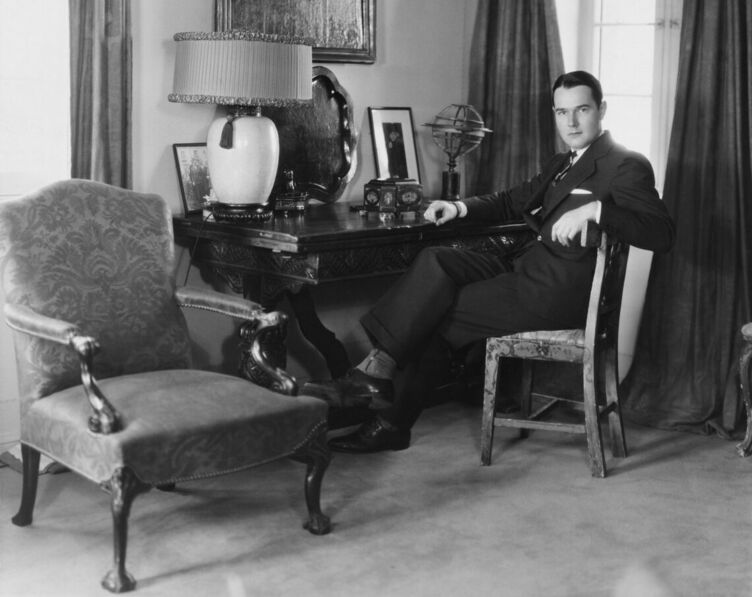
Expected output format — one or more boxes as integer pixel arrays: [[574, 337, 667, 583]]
[[172, 143, 212, 215], [368, 107, 421, 182], [215, 0, 376, 64]]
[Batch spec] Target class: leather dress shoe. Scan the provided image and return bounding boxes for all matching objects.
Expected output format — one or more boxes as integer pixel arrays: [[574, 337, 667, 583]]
[[328, 416, 410, 453], [302, 368, 394, 410]]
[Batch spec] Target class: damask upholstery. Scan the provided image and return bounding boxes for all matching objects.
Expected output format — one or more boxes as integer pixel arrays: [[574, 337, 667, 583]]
[[1, 180, 331, 593], [481, 233, 630, 478]]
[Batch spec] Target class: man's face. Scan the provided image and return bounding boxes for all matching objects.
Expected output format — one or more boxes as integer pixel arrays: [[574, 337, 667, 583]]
[[552, 85, 606, 151]]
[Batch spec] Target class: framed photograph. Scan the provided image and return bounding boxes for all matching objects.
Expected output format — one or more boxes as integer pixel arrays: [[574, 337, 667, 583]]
[[215, 0, 375, 64], [172, 143, 212, 215], [368, 107, 421, 182]]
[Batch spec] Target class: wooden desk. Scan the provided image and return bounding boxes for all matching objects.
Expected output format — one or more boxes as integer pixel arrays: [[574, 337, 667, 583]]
[[173, 202, 530, 379]]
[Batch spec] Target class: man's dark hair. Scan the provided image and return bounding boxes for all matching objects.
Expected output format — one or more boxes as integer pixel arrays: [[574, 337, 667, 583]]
[[552, 71, 603, 107]]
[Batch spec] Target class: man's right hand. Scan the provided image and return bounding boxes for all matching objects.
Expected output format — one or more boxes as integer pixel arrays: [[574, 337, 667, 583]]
[[423, 200, 460, 226]]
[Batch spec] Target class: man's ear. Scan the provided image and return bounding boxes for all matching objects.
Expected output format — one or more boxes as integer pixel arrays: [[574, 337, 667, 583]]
[[599, 100, 608, 121]]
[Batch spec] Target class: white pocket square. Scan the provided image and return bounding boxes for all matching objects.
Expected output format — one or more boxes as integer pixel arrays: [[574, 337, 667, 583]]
[[570, 188, 592, 195]]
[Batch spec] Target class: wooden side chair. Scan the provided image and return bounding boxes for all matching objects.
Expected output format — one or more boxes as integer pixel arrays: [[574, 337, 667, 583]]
[[481, 232, 630, 477], [1, 180, 331, 593]]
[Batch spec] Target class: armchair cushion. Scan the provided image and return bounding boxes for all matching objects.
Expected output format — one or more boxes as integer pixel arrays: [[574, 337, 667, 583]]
[[21, 369, 328, 485]]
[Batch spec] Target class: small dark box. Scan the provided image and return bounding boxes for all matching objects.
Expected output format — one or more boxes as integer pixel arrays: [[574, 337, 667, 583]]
[[363, 178, 423, 215]]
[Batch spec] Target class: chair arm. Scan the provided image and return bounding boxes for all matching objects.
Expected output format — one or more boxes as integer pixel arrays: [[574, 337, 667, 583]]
[[175, 286, 266, 320], [4, 302, 80, 345], [175, 287, 298, 396], [4, 303, 122, 434]]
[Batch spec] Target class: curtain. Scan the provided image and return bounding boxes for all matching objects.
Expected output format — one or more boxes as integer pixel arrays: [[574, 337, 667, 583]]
[[466, 0, 564, 194], [622, 0, 752, 435], [69, 0, 132, 187]]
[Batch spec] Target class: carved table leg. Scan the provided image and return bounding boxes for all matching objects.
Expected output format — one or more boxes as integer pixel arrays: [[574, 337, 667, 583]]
[[292, 423, 331, 535], [736, 327, 752, 457], [239, 274, 351, 385], [286, 286, 351, 378], [100, 468, 151, 593]]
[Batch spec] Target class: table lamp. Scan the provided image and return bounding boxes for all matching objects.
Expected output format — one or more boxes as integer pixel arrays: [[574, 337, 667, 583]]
[[169, 31, 312, 221]]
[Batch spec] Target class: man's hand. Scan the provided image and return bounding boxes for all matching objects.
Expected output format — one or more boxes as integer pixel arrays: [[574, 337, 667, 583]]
[[423, 200, 460, 226], [550, 201, 599, 247]]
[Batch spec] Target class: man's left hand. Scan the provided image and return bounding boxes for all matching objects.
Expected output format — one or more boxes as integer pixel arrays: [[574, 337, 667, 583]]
[[550, 201, 599, 247]]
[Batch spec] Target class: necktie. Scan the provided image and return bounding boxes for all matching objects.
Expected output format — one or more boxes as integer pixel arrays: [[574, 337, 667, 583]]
[[552, 151, 575, 186]]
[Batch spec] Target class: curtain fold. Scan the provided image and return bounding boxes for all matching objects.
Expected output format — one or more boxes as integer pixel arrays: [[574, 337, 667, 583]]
[[466, 0, 564, 195], [622, 0, 752, 434], [69, 0, 132, 188]]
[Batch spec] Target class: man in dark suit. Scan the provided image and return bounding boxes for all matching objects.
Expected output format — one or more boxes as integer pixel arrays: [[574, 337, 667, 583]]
[[305, 70, 675, 453]]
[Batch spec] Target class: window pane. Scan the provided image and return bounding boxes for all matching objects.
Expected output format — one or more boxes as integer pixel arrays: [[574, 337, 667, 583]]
[[601, 0, 656, 23], [603, 96, 652, 158], [597, 25, 655, 96]]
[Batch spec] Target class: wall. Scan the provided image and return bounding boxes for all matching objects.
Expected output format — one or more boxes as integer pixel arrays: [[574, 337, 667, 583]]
[[131, 0, 478, 380]]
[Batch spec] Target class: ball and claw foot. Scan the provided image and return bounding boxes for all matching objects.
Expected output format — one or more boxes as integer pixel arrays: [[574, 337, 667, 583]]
[[304, 513, 332, 535], [11, 511, 33, 526], [101, 569, 137, 593]]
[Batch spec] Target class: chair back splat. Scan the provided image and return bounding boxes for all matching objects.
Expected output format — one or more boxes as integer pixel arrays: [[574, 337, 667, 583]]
[[481, 232, 630, 477]]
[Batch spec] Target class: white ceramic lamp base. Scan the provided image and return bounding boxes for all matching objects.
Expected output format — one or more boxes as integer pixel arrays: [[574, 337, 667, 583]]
[[206, 110, 280, 206]]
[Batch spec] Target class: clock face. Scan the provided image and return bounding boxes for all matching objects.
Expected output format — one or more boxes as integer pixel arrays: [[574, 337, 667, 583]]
[[400, 191, 419, 205], [365, 190, 379, 205]]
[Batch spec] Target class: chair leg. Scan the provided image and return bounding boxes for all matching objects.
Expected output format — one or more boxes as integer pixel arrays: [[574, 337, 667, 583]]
[[101, 468, 150, 594], [292, 423, 331, 535], [582, 356, 606, 478], [481, 347, 500, 466], [604, 344, 627, 458], [11, 444, 41, 527], [737, 339, 752, 457], [519, 361, 533, 439]]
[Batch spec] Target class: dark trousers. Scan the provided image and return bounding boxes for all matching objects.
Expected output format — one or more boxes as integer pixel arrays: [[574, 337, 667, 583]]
[[361, 246, 571, 430]]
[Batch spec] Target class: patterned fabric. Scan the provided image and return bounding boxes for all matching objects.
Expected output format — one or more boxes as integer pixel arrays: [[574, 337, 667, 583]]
[[21, 369, 327, 484], [0, 179, 192, 412], [486, 329, 586, 363]]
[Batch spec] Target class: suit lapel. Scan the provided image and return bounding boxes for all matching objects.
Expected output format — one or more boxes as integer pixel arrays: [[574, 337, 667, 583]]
[[542, 131, 615, 216], [521, 153, 571, 231]]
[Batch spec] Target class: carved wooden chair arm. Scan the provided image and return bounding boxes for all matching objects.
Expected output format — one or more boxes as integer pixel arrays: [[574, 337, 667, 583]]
[[4, 302, 121, 434], [175, 287, 298, 396], [175, 286, 266, 319]]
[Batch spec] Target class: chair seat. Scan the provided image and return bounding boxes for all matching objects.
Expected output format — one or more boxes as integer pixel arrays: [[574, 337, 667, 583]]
[[21, 369, 328, 485], [488, 328, 585, 363]]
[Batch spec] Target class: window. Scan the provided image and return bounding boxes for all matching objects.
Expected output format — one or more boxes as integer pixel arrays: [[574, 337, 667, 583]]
[[0, 0, 70, 198]]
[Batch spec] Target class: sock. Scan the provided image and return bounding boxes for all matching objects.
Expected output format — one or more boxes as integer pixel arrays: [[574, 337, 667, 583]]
[[356, 348, 396, 380]]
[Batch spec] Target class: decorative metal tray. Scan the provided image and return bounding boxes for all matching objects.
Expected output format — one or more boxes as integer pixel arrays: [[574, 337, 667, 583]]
[[265, 66, 358, 204]]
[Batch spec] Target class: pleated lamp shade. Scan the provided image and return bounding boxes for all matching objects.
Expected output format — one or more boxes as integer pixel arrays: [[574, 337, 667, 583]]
[[169, 31, 313, 212]]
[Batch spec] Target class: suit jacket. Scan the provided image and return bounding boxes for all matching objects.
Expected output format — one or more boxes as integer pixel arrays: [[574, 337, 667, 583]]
[[462, 131, 675, 324]]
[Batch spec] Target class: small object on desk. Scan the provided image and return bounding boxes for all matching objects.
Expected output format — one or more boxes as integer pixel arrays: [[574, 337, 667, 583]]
[[363, 178, 423, 217], [211, 202, 274, 223], [274, 168, 309, 215]]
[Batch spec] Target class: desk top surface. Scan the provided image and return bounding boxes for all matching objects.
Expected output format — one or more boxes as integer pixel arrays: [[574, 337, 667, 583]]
[[172, 202, 527, 253]]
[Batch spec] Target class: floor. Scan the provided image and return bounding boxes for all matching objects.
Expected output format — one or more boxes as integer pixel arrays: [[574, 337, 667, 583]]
[[0, 401, 750, 597]]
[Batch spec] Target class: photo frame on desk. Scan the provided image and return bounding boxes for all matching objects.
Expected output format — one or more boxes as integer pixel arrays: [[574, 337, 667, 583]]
[[172, 143, 212, 215], [215, 0, 376, 64], [368, 107, 421, 182]]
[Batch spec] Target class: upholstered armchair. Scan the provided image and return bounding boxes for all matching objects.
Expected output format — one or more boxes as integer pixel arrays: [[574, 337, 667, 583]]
[[0, 179, 331, 593]]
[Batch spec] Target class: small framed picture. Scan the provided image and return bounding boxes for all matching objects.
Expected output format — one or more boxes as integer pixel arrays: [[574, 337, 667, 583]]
[[368, 107, 421, 182], [172, 143, 212, 214]]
